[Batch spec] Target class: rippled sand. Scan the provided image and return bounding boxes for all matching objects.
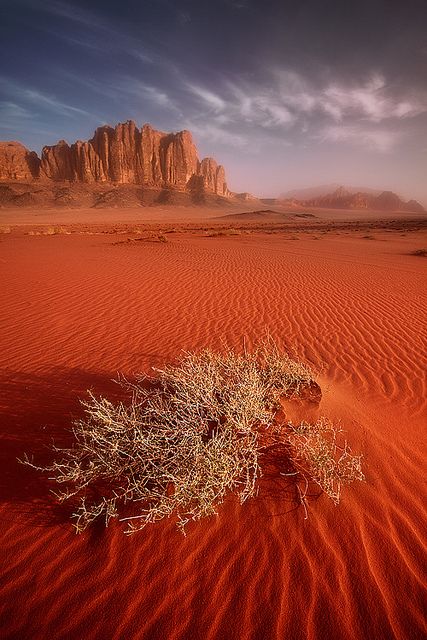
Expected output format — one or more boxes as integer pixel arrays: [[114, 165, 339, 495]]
[[0, 215, 426, 639]]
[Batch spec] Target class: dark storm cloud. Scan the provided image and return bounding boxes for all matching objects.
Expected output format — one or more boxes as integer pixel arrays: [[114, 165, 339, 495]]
[[1, 0, 426, 199]]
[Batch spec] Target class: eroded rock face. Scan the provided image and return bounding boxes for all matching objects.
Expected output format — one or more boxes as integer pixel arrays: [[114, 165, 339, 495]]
[[139, 124, 163, 186], [36, 121, 229, 195], [302, 187, 425, 213], [41, 140, 74, 181], [199, 157, 229, 196], [162, 130, 199, 188], [0, 142, 40, 180]]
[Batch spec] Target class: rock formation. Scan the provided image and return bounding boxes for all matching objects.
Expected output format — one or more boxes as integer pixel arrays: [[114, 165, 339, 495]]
[[0, 142, 40, 181], [2, 129, 424, 211], [0, 121, 230, 197], [297, 187, 424, 213], [0, 120, 230, 196], [405, 199, 425, 213], [199, 157, 228, 196]]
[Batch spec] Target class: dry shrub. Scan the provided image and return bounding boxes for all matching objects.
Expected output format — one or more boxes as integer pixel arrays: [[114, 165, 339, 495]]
[[206, 228, 241, 237], [21, 338, 364, 534], [114, 233, 167, 246], [38, 226, 69, 235], [286, 418, 364, 508]]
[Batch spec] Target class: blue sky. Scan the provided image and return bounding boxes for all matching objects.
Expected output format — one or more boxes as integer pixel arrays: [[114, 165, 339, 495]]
[[1, 0, 426, 201]]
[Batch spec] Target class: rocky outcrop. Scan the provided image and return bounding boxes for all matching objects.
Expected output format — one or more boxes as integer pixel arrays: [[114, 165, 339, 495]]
[[0, 142, 40, 180], [405, 199, 425, 213], [40, 140, 73, 181], [41, 123, 144, 184], [199, 157, 229, 196], [374, 191, 404, 211], [300, 187, 425, 213], [36, 121, 229, 195], [0, 121, 230, 197], [162, 130, 199, 188], [234, 192, 260, 202]]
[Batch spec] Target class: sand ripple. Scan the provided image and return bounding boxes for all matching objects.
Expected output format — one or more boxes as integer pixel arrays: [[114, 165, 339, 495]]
[[0, 231, 425, 639]]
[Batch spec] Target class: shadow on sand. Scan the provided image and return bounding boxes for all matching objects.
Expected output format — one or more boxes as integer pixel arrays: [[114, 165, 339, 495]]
[[0, 365, 320, 530], [0, 366, 129, 526]]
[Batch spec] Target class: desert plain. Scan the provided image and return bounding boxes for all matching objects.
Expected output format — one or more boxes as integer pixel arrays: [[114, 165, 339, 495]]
[[0, 202, 426, 640]]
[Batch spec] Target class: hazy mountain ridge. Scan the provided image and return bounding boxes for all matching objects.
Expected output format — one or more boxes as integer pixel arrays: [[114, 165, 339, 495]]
[[0, 128, 424, 212], [277, 186, 425, 213], [281, 184, 383, 200]]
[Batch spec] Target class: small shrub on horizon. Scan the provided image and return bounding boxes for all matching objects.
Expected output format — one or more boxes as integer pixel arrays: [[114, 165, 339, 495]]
[[206, 228, 241, 237], [21, 337, 364, 534], [36, 226, 70, 235]]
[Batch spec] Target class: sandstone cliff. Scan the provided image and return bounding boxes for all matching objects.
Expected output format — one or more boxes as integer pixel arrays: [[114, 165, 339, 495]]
[[28, 121, 228, 195], [199, 157, 228, 196], [0, 142, 40, 181], [0, 121, 230, 197]]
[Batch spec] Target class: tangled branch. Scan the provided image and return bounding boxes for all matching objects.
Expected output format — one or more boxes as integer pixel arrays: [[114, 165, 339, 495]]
[[21, 337, 364, 534]]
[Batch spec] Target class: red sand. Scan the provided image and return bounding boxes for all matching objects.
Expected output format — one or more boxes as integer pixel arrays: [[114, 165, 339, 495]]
[[0, 211, 426, 639]]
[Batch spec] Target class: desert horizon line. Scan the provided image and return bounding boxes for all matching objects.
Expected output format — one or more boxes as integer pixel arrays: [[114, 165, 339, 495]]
[[1, 118, 426, 207]]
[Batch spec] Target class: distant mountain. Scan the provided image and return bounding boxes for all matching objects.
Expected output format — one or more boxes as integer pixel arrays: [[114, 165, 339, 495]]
[[278, 186, 425, 213], [281, 184, 383, 200]]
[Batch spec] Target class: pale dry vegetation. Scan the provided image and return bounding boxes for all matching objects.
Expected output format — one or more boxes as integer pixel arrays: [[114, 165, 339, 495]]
[[27, 226, 70, 236], [205, 228, 241, 237], [22, 338, 364, 534]]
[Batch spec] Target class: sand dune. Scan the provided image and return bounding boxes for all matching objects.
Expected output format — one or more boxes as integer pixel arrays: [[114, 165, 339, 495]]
[[0, 215, 426, 639], [215, 209, 290, 221]]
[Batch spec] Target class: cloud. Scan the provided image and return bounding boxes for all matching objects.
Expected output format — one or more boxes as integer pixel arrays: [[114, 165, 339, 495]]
[[111, 79, 182, 116], [24, 89, 92, 117], [276, 70, 426, 123], [210, 82, 296, 129], [143, 86, 175, 109], [0, 77, 94, 119], [4, 7, 426, 157], [0, 101, 32, 122], [178, 11, 191, 24], [22, 0, 154, 65], [0, 102, 37, 136], [57, 73, 180, 116], [129, 50, 154, 65], [184, 121, 248, 148], [276, 70, 317, 112], [319, 125, 399, 152], [185, 71, 425, 145], [252, 97, 294, 127], [320, 74, 425, 122], [179, 70, 426, 150], [186, 85, 226, 112], [131, 84, 177, 110], [28, 0, 107, 30]]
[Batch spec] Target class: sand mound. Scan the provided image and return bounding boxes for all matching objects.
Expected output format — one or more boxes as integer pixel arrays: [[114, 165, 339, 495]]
[[216, 209, 289, 221]]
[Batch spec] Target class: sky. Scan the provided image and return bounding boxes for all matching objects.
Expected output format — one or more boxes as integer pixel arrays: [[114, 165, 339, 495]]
[[1, 0, 427, 201]]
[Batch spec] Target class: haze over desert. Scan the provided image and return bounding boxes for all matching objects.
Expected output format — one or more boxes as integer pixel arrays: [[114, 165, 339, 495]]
[[1, 1, 426, 639]]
